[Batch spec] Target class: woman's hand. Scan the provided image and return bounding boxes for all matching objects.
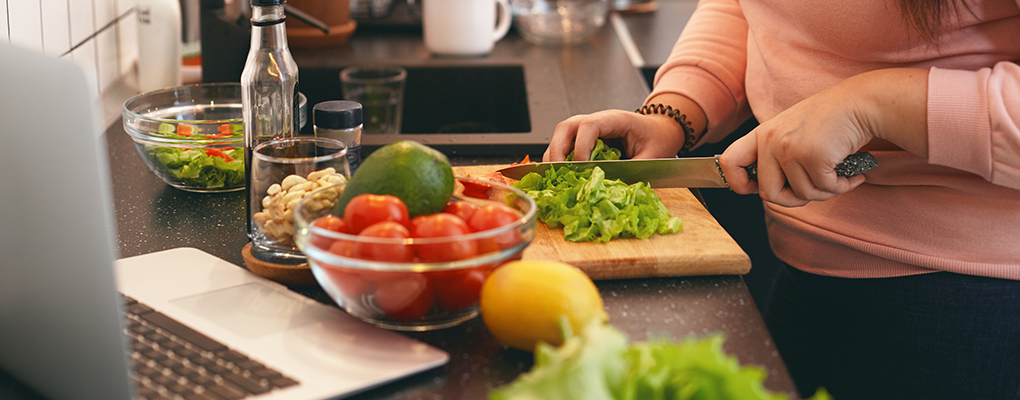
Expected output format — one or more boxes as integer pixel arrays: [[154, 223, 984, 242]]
[[543, 110, 685, 161], [720, 68, 928, 207], [544, 94, 708, 162]]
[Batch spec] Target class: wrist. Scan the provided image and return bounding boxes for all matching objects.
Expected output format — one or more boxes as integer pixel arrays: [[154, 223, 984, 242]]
[[852, 68, 929, 157], [642, 94, 708, 154], [638, 94, 708, 154]]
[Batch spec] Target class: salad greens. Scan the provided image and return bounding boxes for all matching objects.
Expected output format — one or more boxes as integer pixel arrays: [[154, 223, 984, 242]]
[[567, 139, 623, 161], [513, 166, 682, 243], [146, 123, 245, 190], [490, 321, 833, 400], [148, 146, 245, 189]]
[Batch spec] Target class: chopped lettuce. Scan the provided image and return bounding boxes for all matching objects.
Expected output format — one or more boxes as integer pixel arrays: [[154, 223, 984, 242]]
[[567, 139, 623, 161], [490, 321, 833, 400], [144, 123, 245, 190], [147, 146, 245, 189], [490, 320, 630, 400], [513, 166, 682, 243]]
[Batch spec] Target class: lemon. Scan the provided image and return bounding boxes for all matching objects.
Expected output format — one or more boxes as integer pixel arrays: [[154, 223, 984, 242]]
[[334, 140, 454, 217], [480, 260, 608, 352]]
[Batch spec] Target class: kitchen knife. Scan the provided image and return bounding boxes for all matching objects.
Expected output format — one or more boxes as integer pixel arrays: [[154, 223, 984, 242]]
[[496, 151, 878, 189]]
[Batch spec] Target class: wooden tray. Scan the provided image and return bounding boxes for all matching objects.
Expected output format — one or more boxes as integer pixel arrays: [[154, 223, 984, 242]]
[[453, 165, 751, 280]]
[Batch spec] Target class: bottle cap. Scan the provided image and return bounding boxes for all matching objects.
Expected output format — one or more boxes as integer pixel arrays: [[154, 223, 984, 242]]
[[313, 100, 363, 130], [250, 0, 285, 6]]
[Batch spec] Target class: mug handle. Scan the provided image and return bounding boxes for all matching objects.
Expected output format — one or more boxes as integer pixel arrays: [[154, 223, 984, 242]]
[[493, 0, 512, 42]]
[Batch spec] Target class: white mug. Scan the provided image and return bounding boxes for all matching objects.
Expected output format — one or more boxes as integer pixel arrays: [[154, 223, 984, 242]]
[[422, 0, 512, 56]]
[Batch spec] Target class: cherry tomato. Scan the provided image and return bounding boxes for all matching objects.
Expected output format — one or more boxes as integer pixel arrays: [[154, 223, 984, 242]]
[[374, 275, 434, 321], [322, 264, 373, 298], [314, 215, 348, 233], [431, 266, 489, 312], [468, 203, 524, 249], [327, 239, 356, 257], [409, 214, 430, 231], [443, 201, 479, 222], [413, 213, 477, 262], [475, 237, 501, 255], [310, 215, 348, 249], [355, 221, 414, 263], [343, 194, 410, 234]]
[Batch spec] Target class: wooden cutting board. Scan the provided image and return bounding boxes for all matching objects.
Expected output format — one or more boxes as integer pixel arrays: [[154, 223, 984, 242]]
[[452, 165, 751, 280]]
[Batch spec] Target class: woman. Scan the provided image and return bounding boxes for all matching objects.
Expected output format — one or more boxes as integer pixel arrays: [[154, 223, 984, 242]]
[[544, 0, 1020, 398]]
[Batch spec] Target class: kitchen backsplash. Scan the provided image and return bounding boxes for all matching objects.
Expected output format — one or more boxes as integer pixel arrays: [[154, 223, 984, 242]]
[[3, 0, 139, 96]]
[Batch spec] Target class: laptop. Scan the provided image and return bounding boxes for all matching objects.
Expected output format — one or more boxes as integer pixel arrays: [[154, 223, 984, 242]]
[[0, 43, 448, 400]]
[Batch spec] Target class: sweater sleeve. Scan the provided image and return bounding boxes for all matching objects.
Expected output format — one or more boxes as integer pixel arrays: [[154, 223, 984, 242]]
[[649, 0, 752, 144], [928, 61, 1020, 190]]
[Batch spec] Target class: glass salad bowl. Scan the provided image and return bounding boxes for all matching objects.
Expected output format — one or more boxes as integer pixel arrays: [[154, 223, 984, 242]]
[[123, 83, 245, 193], [293, 177, 537, 331], [511, 0, 609, 45]]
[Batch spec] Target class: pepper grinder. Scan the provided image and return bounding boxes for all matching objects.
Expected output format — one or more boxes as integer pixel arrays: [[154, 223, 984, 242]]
[[313, 100, 363, 174]]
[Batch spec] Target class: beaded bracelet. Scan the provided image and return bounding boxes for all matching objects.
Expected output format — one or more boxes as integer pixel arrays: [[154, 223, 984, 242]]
[[635, 103, 701, 154]]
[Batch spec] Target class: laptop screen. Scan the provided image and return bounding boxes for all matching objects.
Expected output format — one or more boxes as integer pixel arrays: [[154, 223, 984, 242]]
[[0, 43, 134, 400]]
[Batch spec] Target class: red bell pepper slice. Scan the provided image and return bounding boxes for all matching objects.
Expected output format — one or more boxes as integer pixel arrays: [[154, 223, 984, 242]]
[[459, 173, 508, 199], [204, 148, 235, 162]]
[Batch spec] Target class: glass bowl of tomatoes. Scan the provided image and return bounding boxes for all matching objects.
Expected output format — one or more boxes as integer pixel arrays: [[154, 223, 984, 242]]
[[123, 83, 246, 192], [293, 177, 537, 331]]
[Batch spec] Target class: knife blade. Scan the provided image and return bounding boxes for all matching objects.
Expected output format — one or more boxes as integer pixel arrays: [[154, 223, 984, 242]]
[[496, 151, 878, 188]]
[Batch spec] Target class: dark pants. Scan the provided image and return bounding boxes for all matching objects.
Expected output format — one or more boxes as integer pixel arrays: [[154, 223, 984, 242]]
[[762, 263, 1020, 400]]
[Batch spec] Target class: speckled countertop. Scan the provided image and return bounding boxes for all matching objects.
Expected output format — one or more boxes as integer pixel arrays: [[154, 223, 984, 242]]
[[0, 3, 799, 399], [102, 6, 798, 398]]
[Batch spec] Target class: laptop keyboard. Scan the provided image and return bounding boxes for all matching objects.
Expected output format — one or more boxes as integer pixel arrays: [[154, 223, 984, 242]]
[[121, 296, 300, 400]]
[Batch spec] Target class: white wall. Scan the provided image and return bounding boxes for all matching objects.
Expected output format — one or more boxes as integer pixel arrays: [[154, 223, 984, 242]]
[[3, 0, 139, 96]]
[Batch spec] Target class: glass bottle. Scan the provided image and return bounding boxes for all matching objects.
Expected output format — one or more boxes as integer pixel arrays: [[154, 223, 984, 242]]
[[241, 0, 299, 240]]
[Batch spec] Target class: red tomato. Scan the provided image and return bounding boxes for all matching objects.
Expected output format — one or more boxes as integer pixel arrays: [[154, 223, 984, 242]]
[[475, 237, 501, 255], [343, 194, 410, 234], [409, 215, 430, 231], [468, 203, 524, 248], [412, 213, 477, 262], [431, 266, 489, 312], [374, 275, 434, 321], [443, 201, 479, 222], [314, 215, 348, 233], [355, 221, 414, 263], [327, 239, 357, 257], [322, 264, 373, 298], [311, 215, 348, 249]]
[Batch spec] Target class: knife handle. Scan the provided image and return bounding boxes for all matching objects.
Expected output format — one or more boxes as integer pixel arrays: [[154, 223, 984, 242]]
[[742, 151, 878, 181]]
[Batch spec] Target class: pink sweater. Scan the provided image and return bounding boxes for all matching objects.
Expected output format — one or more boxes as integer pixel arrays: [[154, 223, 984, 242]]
[[651, 0, 1020, 280]]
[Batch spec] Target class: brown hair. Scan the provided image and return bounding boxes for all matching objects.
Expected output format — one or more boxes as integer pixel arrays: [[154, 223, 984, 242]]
[[898, 0, 970, 42]]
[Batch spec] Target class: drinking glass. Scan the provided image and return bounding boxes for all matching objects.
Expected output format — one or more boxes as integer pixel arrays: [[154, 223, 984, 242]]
[[248, 137, 350, 265], [340, 65, 407, 135]]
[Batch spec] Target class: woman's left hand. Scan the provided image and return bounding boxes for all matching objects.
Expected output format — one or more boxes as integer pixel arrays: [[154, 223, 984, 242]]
[[719, 68, 929, 207]]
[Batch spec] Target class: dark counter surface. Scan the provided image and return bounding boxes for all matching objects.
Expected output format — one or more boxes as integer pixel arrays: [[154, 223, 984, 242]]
[[1, 4, 799, 398], [100, 120, 797, 399]]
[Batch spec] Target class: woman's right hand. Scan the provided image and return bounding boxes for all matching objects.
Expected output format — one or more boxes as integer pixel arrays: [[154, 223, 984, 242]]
[[543, 110, 688, 162]]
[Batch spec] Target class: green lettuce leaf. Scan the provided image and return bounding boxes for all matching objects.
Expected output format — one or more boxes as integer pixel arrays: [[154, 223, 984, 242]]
[[489, 320, 630, 400], [490, 322, 834, 400], [513, 165, 682, 243], [147, 146, 245, 189], [567, 139, 623, 161]]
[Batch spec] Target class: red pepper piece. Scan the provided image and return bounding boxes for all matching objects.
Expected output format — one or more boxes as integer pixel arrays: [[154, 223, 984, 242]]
[[460, 180, 492, 199], [509, 154, 531, 166], [459, 173, 507, 199], [204, 148, 235, 162]]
